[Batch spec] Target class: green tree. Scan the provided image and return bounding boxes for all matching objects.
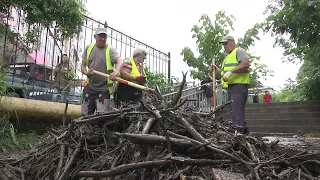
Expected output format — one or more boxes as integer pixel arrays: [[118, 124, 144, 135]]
[[145, 68, 178, 94], [262, 0, 320, 100], [180, 11, 272, 88], [1, 0, 86, 79], [296, 60, 320, 100], [271, 78, 302, 102], [1, 0, 85, 38]]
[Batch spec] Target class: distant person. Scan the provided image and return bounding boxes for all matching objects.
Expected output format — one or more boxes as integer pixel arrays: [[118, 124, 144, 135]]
[[201, 74, 213, 99], [53, 53, 75, 102], [252, 91, 259, 103], [197, 74, 213, 107], [263, 90, 272, 103]]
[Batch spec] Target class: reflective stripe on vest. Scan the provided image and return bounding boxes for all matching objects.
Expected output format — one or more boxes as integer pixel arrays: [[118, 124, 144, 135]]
[[221, 48, 250, 89], [130, 58, 146, 84], [86, 43, 114, 94]]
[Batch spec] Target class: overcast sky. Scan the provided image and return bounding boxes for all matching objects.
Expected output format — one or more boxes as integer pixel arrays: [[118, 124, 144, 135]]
[[85, 0, 301, 91]]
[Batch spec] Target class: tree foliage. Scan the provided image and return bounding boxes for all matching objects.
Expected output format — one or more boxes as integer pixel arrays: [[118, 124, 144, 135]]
[[180, 11, 272, 88], [145, 68, 178, 94], [271, 78, 302, 102], [296, 60, 320, 100], [246, 78, 301, 103], [263, 0, 320, 61], [1, 0, 85, 38], [262, 0, 320, 100]]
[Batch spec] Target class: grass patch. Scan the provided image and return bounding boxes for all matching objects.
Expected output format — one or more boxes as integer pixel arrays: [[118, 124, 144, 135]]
[[0, 115, 40, 152], [0, 75, 40, 152], [304, 132, 320, 138], [0, 59, 39, 152]]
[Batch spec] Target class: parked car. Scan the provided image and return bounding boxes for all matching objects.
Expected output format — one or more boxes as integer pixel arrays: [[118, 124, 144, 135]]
[[5, 63, 82, 104]]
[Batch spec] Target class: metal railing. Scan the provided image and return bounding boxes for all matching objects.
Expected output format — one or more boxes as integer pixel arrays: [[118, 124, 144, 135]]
[[162, 80, 228, 112], [1, 7, 171, 103]]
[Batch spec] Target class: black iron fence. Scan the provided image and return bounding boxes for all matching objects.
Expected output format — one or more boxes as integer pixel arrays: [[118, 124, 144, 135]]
[[0, 7, 171, 104]]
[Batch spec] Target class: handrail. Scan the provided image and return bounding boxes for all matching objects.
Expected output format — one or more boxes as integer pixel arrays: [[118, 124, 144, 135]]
[[161, 79, 227, 112]]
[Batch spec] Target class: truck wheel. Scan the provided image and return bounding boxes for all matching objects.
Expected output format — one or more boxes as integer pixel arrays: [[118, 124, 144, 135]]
[[7, 92, 20, 98]]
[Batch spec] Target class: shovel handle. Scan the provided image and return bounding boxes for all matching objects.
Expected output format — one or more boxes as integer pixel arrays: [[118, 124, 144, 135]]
[[91, 70, 151, 91]]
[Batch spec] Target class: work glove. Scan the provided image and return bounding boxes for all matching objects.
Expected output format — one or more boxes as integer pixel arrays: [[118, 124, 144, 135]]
[[135, 76, 146, 84], [223, 71, 233, 82]]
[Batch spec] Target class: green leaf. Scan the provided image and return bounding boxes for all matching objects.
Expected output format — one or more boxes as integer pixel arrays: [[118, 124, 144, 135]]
[[181, 11, 271, 88], [262, 0, 320, 100], [1, 0, 85, 39]]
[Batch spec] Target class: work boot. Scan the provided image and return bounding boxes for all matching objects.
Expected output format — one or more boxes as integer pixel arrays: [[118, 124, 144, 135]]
[[235, 125, 250, 136], [241, 126, 250, 135]]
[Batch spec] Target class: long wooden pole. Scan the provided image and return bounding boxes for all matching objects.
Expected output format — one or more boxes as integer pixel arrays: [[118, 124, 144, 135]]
[[92, 70, 151, 92], [91, 70, 163, 100], [211, 59, 216, 117]]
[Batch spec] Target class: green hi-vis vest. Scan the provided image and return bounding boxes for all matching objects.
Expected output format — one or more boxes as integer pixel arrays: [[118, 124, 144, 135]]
[[221, 48, 250, 89], [86, 43, 114, 94], [129, 58, 146, 84]]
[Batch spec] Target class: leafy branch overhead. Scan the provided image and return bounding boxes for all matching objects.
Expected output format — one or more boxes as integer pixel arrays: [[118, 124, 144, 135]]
[[1, 0, 85, 38], [262, 0, 320, 100], [262, 0, 320, 61], [181, 11, 272, 88]]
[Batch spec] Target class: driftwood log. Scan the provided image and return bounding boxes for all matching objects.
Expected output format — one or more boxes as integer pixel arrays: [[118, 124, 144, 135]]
[[0, 96, 81, 121], [0, 72, 320, 180]]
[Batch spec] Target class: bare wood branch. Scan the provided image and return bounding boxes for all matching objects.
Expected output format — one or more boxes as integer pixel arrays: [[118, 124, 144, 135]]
[[115, 133, 194, 148], [56, 137, 84, 180], [77, 158, 232, 177], [54, 144, 65, 179], [168, 71, 187, 108]]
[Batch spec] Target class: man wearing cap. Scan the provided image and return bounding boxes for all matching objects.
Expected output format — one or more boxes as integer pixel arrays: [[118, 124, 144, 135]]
[[81, 27, 123, 116], [212, 35, 251, 134], [53, 53, 75, 102], [114, 47, 148, 107]]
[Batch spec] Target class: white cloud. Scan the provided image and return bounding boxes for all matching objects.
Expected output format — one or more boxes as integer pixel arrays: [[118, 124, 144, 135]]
[[85, 0, 300, 90]]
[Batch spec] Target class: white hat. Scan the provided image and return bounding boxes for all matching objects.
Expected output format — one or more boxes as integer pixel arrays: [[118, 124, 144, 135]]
[[95, 27, 108, 35]]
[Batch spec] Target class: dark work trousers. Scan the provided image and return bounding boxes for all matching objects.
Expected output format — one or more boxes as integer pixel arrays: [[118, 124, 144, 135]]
[[227, 84, 248, 127], [115, 83, 142, 108], [81, 85, 110, 116]]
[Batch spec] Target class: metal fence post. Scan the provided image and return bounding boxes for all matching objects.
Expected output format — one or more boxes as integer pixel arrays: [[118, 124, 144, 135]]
[[211, 59, 216, 115]]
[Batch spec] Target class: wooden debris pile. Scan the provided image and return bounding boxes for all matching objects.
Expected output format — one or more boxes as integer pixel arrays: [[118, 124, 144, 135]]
[[0, 73, 320, 180]]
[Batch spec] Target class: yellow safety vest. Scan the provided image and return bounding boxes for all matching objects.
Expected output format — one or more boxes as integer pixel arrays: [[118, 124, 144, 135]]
[[86, 43, 114, 94], [221, 48, 250, 89], [129, 58, 146, 84]]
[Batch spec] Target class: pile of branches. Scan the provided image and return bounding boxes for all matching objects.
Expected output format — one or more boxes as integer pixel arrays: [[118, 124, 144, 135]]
[[1, 73, 320, 180]]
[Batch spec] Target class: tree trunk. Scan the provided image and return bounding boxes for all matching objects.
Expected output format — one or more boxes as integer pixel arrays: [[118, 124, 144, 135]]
[[0, 96, 81, 121]]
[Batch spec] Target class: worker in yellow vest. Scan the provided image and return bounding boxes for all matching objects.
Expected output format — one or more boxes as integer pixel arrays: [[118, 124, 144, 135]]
[[81, 27, 123, 116], [114, 47, 147, 107], [212, 36, 250, 134]]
